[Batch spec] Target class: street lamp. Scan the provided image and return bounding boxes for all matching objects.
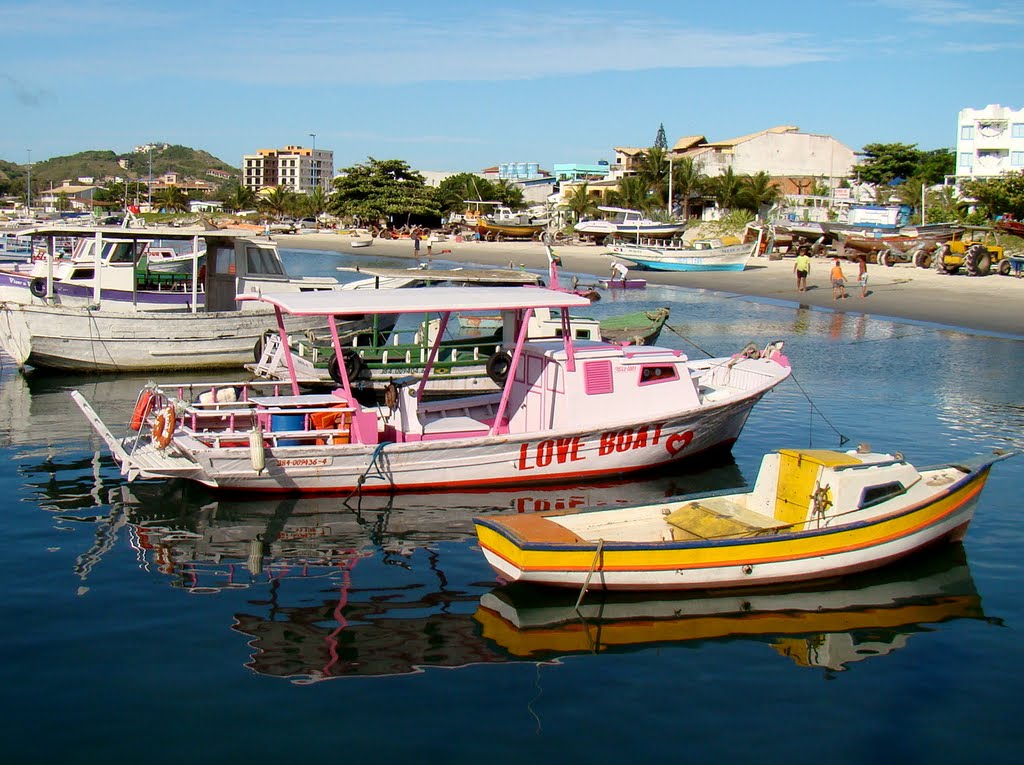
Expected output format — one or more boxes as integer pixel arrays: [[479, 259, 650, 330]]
[[309, 133, 317, 192], [667, 154, 673, 216]]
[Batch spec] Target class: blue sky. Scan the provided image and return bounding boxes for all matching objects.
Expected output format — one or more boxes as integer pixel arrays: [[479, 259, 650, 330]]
[[2, 0, 1022, 174]]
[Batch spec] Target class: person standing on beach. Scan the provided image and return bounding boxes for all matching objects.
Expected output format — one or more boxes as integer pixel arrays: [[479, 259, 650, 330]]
[[425, 231, 434, 257], [858, 257, 868, 298], [412, 229, 420, 255], [830, 258, 848, 300], [794, 248, 810, 292]]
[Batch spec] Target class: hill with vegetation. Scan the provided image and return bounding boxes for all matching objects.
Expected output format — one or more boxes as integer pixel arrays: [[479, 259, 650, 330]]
[[1, 145, 239, 194]]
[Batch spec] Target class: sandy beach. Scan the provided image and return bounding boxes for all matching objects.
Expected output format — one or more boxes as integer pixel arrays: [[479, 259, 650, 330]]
[[284, 232, 1024, 338]]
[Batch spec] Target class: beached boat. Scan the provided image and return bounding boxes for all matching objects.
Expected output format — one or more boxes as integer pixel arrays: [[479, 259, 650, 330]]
[[475, 545, 984, 670], [574, 207, 687, 243], [0, 225, 399, 372], [142, 242, 207, 274], [72, 286, 791, 493], [607, 237, 755, 272], [474, 446, 1015, 591], [476, 218, 546, 241]]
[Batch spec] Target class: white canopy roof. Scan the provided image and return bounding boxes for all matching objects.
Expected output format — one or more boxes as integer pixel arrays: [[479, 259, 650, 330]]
[[237, 286, 593, 316]]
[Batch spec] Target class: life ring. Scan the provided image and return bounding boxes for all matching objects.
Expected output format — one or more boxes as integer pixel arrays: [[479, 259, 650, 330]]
[[151, 406, 176, 450], [485, 350, 513, 386], [129, 390, 155, 431], [328, 349, 365, 384], [29, 278, 47, 298]]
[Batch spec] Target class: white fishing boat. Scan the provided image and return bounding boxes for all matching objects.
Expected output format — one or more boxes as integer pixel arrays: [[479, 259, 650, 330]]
[[142, 242, 207, 274], [72, 286, 792, 493], [574, 207, 687, 243], [0, 224, 401, 372], [607, 237, 755, 272], [474, 446, 1015, 591]]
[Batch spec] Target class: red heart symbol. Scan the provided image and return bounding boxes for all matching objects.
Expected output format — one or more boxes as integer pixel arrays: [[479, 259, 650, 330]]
[[665, 431, 693, 456]]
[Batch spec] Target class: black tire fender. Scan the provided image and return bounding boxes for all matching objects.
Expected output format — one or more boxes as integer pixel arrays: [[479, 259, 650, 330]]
[[29, 277, 47, 298], [328, 349, 365, 384], [485, 350, 513, 386]]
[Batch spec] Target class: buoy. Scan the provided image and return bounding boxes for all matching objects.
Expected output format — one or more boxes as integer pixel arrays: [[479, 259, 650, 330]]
[[249, 426, 266, 474], [129, 390, 154, 431]]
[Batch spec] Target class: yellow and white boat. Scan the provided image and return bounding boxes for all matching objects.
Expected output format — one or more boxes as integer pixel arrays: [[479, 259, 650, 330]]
[[474, 447, 1015, 591]]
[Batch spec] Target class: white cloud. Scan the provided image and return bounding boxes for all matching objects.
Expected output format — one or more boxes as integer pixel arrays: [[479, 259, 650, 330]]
[[876, 1, 1024, 26]]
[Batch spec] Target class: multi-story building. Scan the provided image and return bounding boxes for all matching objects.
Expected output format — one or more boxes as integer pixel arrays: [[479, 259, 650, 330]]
[[242, 145, 334, 194], [955, 104, 1024, 180]]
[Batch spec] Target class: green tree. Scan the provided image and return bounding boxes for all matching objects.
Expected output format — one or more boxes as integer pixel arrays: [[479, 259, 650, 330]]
[[670, 157, 706, 220], [609, 175, 654, 212], [564, 182, 599, 222], [737, 171, 781, 215], [635, 146, 669, 205], [329, 158, 439, 224], [654, 123, 667, 151], [222, 184, 257, 213], [917, 148, 955, 185], [893, 177, 928, 222], [258, 186, 295, 220], [961, 170, 1024, 219], [302, 185, 329, 219], [435, 172, 496, 216], [493, 178, 526, 209], [709, 167, 744, 212], [854, 143, 921, 185], [156, 185, 189, 212], [925, 186, 967, 223]]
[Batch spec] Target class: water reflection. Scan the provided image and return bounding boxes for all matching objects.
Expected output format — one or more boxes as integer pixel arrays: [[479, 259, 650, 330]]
[[476, 545, 989, 675]]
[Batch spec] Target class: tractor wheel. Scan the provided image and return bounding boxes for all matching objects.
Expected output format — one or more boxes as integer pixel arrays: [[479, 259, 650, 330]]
[[965, 244, 991, 276], [998, 258, 1011, 276], [878, 249, 892, 267], [913, 246, 932, 269], [934, 244, 952, 273]]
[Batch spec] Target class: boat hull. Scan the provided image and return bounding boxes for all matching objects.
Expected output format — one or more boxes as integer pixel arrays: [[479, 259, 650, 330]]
[[475, 465, 992, 590], [609, 242, 753, 272], [0, 302, 343, 372], [86, 384, 769, 492]]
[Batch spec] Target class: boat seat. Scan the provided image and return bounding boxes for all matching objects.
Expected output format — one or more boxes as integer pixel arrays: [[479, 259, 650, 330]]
[[666, 498, 786, 541], [421, 415, 490, 438]]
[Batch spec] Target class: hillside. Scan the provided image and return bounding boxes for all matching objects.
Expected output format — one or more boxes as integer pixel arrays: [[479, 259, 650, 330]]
[[2, 145, 239, 192]]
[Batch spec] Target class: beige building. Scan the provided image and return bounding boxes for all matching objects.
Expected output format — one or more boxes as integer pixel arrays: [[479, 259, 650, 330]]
[[243, 145, 335, 195]]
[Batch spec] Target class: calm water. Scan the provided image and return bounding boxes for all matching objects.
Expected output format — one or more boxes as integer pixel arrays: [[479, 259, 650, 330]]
[[1, 248, 1022, 764]]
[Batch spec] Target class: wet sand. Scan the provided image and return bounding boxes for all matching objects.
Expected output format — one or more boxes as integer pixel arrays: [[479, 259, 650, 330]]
[[284, 232, 1024, 338]]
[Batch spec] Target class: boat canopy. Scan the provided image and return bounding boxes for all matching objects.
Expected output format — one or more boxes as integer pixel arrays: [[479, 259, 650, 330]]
[[11, 224, 256, 241], [237, 286, 594, 317]]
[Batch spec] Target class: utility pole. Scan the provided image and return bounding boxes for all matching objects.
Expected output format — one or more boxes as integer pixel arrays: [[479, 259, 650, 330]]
[[26, 148, 32, 212], [148, 146, 153, 207]]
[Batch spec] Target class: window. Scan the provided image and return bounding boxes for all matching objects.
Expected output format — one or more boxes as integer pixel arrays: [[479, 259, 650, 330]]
[[639, 365, 679, 385], [1013, 123, 1024, 139], [859, 481, 906, 509], [960, 125, 974, 140], [959, 152, 973, 168], [1013, 152, 1024, 167]]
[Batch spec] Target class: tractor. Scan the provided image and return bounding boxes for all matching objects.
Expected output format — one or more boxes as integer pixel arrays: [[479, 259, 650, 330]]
[[931, 227, 1010, 276]]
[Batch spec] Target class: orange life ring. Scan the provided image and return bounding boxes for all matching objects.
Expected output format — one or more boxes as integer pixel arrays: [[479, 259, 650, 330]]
[[151, 406, 176, 449], [129, 390, 155, 431]]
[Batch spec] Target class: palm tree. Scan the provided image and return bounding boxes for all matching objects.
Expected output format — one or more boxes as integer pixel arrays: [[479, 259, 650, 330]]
[[259, 186, 295, 220], [225, 184, 257, 213], [894, 177, 928, 222], [303, 186, 329, 219], [156, 185, 189, 213], [609, 175, 653, 213], [709, 167, 744, 213], [671, 157, 705, 221], [738, 171, 782, 215], [565, 182, 599, 222], [493, 179, 525, 209], [635, 146, 669, 203]]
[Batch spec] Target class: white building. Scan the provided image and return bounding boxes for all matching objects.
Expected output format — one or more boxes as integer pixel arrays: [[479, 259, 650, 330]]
[[674, 126, 856, 191], [955, 104, 1024, 180], [243, 145, 335, 194]]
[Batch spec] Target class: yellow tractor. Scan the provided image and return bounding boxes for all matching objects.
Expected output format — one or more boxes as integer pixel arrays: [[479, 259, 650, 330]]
[[932, 227, 1009, 276]]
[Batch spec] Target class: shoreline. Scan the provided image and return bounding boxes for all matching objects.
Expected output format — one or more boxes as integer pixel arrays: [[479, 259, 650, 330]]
[[283, 232, 1024, 339]]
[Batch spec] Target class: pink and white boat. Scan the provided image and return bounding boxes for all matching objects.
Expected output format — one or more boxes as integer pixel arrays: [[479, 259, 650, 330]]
[[72, 286, 792, 494]]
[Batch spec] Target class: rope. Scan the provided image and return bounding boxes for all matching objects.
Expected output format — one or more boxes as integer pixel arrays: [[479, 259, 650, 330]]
[[345, 441, 393, 501], [787, 371, 849, 447], [663, 322, 716, 358]]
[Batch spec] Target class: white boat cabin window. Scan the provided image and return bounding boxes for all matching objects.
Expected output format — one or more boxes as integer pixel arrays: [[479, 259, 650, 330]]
[[211, 245, 235, 274], [858, 481, 907, 509], [106, 242, 138, 263], [639, 365, 679, 385], [245, 246, 285, 276], [69, 267, 95, 281]]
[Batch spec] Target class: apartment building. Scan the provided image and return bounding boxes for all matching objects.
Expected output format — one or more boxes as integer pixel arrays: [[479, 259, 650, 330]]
[[955, 104, 1024, 180], [242, 145, 335, 194]]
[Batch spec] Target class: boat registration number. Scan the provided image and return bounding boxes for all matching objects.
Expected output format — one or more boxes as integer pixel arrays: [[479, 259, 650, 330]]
[[276, 457, 333, 467]]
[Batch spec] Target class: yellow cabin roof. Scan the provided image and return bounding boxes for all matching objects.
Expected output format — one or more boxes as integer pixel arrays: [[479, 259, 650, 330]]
[[777, 449, 863, 468]]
